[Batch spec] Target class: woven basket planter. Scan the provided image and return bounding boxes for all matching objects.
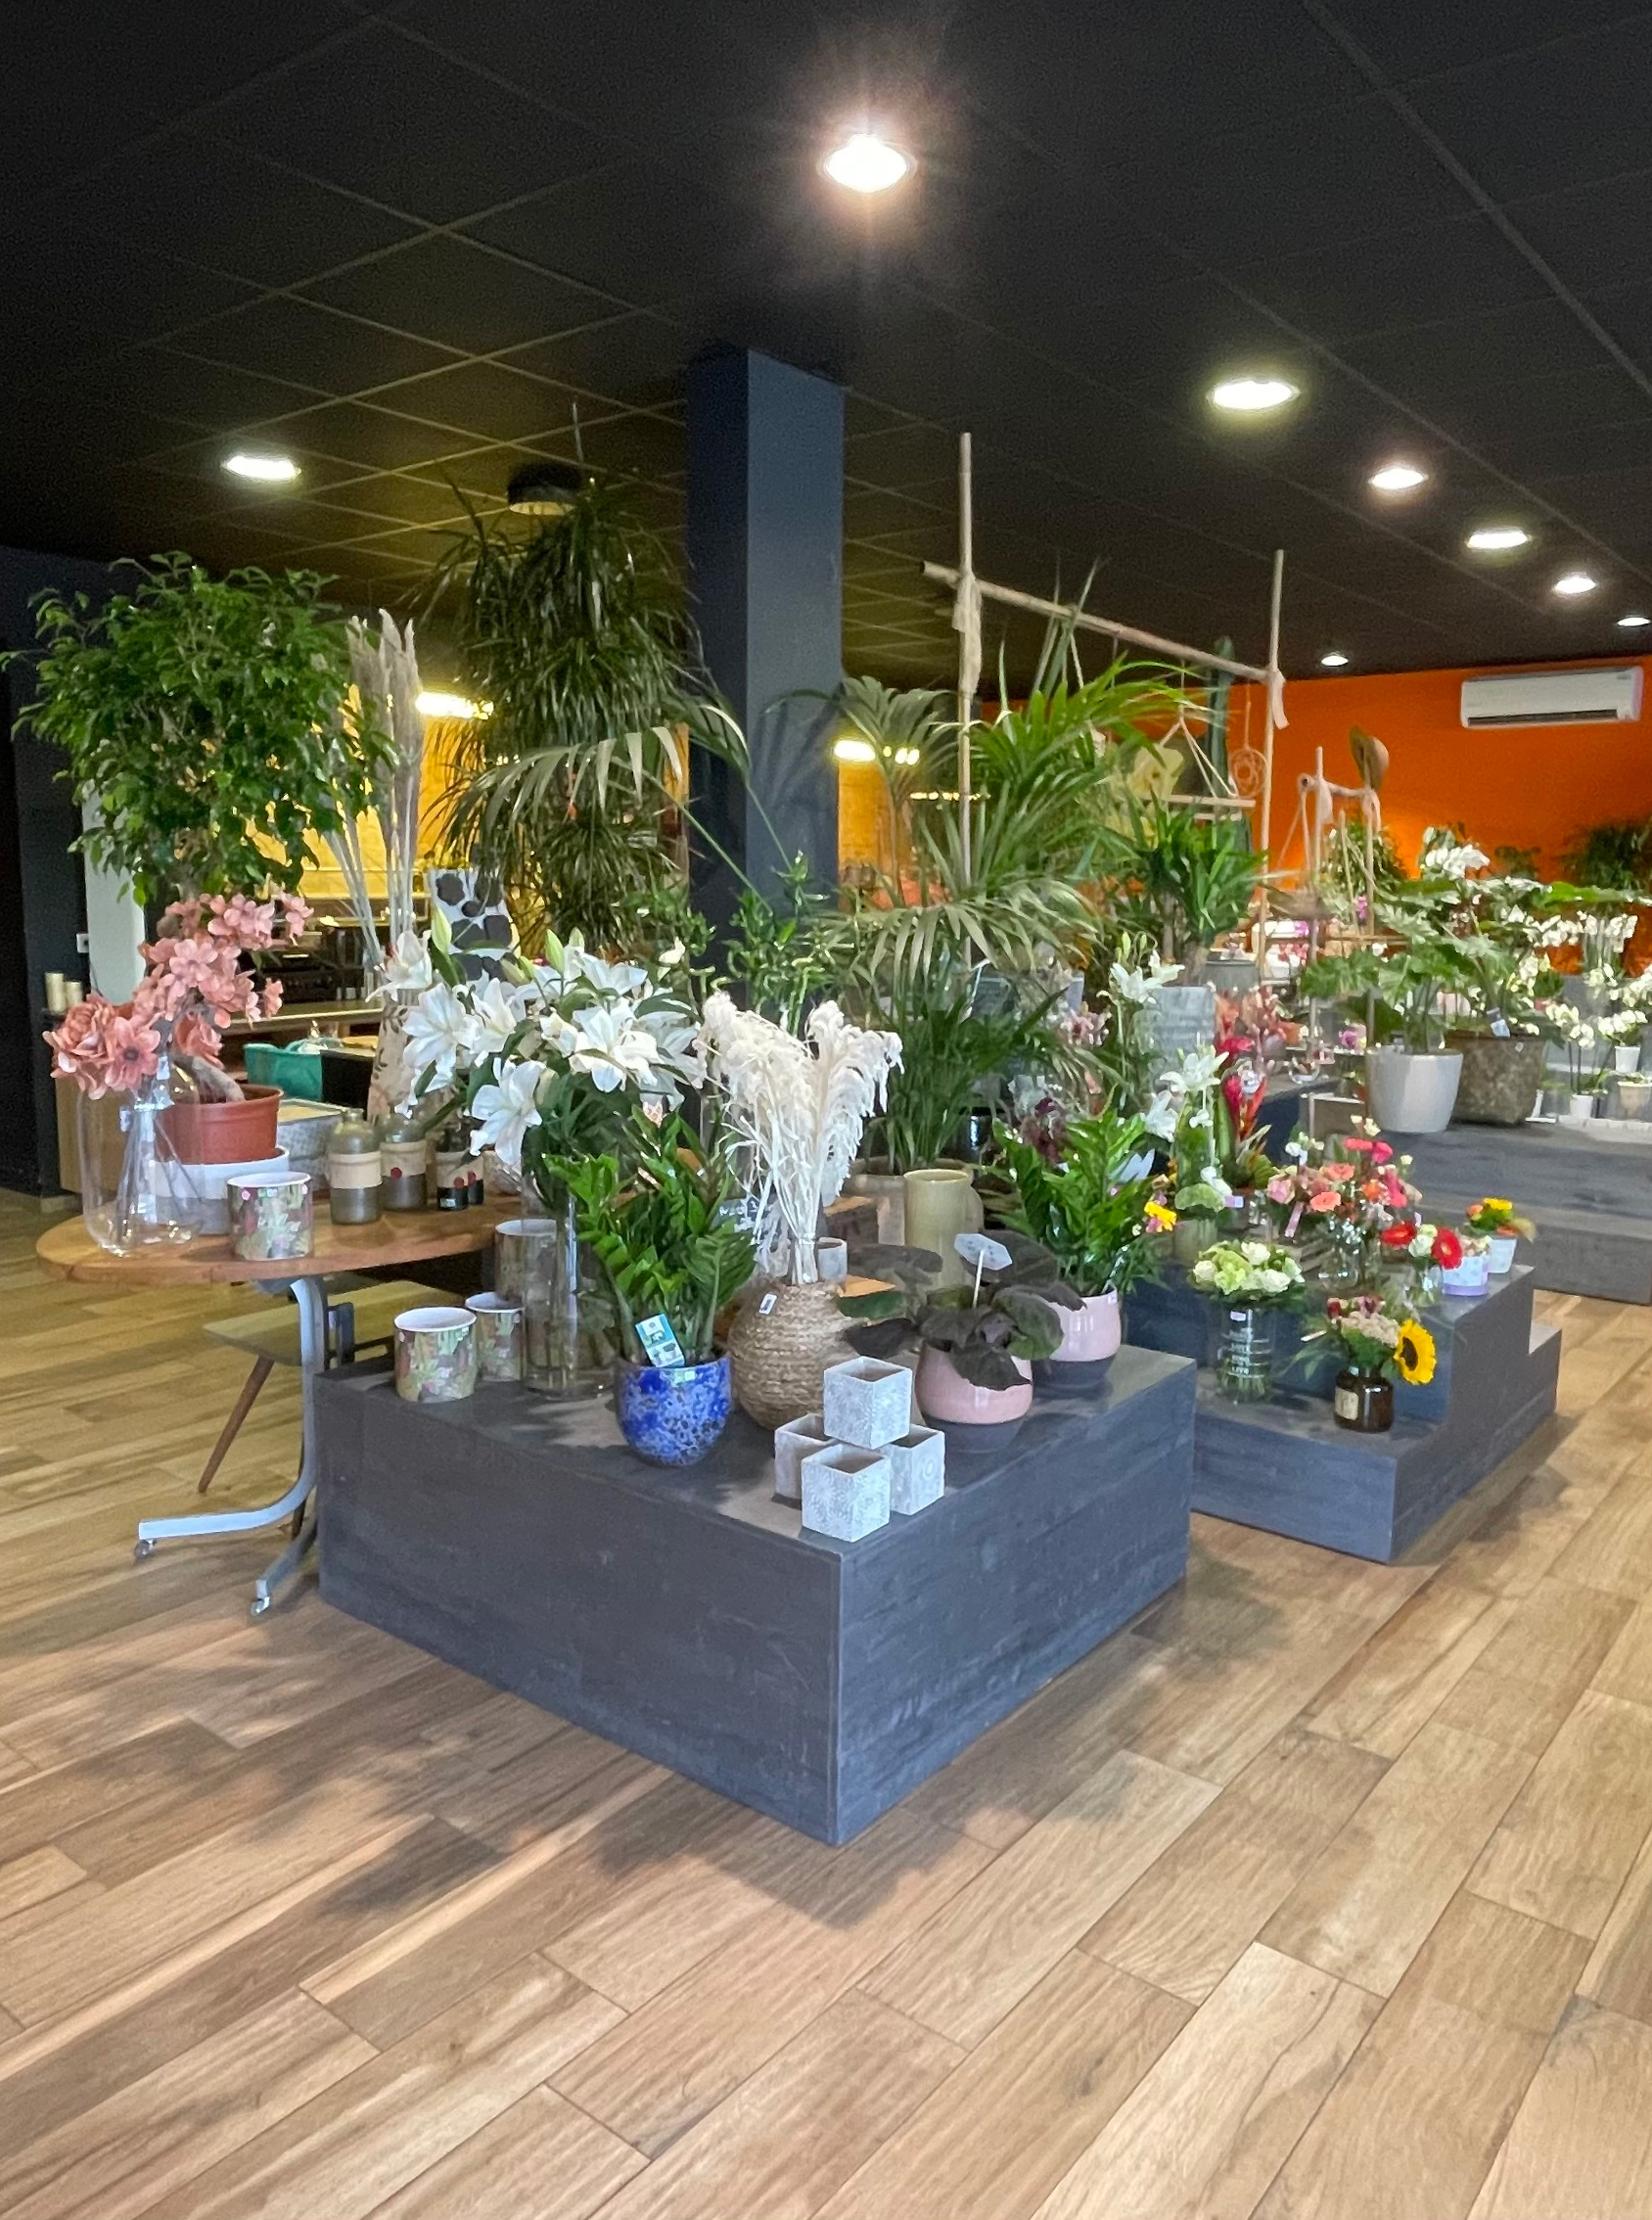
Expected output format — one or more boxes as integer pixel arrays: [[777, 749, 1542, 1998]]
[[728, 1276, 855, 1428]]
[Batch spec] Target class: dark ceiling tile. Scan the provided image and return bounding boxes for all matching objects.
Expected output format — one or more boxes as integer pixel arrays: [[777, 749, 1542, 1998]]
[[1232, 214, 1550, 347], [207, 36, 612, 224], [304, 235, 617, 352], [182, 297, 461, 394], [71, 347, 327, 432], [312, 474, 477, 527], [1403, 28, 1652, 204], [467, 163, 737, 307], [366, 362, 584, 442], [241, 399, 485, 472], [501, 312, 690, 403], [1512, 171, 1652, 301], [2, 227, 257, 371], [1313, 0, 1632, 80]]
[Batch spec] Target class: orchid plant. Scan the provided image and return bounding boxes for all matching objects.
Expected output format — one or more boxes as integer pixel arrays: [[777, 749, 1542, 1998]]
[[396, 924, 703, 1202], [46, 892, 307, 1099], [699, 992, 901, 1282]]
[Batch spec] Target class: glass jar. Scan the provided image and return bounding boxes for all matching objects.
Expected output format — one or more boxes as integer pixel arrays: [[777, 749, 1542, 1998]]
[[77, 1063, 196, 1256], [1318, 1216, 1364, 1290], [1413, 1261, 1444, 1309], [494, 1190, 608, 1396], [379, 1114, 428, 1211], [1334, 1366, 1394, 1431], [327, 1115, 382, 1224], [1213, 1304, 1276, 1403]]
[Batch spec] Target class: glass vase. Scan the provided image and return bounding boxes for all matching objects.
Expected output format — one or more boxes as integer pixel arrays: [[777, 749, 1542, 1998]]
[[77, 1068, 196, 1256], [1213, 1304, 1276, 1403], [1318, 1217, 1364, 1290], [494, 1182, 608, 1398]]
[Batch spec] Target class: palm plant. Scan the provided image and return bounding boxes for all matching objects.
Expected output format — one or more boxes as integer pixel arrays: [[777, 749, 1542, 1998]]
[[867, 975, 1075, 1173], [1092, 798, 1260, 967], [426, 480, 745, 946]]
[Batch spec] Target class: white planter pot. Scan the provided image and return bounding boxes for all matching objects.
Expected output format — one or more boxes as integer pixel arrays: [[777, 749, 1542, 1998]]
[[1364, 1047, 1462, 1134], [1487, 1232, 1519, 1274], [1568, 1092, 1600, 1122], [1616, 1043, 1643, 1075], [1442, 1248, 1491, 1297]]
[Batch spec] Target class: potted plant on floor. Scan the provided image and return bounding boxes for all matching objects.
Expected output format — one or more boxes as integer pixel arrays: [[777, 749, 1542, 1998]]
[[1464, 1197, 1535, 1275], [1544, 1002, 1610, 1121], [1189, 1237, 1305, 1402], [558, 1123, 756, 1465], [1308, 1293, 1436, 1432], [839, 1232, 1079, 1427], [996, 1108, 1160, 1364]]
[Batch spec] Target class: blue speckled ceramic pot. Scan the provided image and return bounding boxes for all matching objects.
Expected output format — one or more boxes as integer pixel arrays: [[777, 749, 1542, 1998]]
[[614, 1355, 733, 1466]]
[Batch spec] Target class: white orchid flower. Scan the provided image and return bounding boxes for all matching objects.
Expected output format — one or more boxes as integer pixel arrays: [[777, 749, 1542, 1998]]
[[1141, 1088, 1178, 1142], [403, 983, 479, 1089], [382, 929, 433, 994], [471, 1059, 546, 1170], [468, 976, 530, 1060], [567, 1003, 660, 1093]]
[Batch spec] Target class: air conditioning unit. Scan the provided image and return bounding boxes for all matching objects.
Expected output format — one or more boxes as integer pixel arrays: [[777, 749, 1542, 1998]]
[[1460, 665, 1642, 729]]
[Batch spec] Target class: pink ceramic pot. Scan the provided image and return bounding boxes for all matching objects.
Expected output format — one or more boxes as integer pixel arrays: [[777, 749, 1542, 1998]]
[[1051, 1290, 1122, 1364], [915, 1345, 1032, 1425]]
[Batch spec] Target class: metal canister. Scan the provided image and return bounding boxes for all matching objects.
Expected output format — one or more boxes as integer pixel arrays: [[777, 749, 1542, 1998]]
[[379, 1115, 428, 1212], [327, 1114, 382, 1224]]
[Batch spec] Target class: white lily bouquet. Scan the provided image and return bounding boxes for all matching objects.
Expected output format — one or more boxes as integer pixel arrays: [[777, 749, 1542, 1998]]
[[700, 992, 901, 1282], [397, 920, 704, 1202]]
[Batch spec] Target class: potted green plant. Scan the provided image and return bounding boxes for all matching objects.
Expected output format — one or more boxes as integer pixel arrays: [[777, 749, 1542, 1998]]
[[996, 1109, 1159, 1364], [1188, 1237, 1305, 1401], [840, 1232, 1079, 1427], [1302, 925, 1477, 1133], [559, 1123, 757, 1466], [1093, 799, 1260, 981], [4, 554, 383, 901]]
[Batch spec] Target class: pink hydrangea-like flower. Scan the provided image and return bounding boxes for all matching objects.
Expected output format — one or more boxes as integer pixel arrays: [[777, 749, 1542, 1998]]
[[102, 1012, 161, 1091], [172, 1010, 222, 1063]]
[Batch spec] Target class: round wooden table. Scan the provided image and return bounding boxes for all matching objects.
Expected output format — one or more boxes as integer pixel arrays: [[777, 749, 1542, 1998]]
[[39, 1206, 509, 1614]]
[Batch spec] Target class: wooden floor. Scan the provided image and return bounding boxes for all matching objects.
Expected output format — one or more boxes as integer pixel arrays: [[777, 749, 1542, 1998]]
[[3, 1192, 1652, 2217]]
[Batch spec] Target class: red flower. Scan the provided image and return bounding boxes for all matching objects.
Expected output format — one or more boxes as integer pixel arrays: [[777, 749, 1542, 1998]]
[[1432, 1227, 1463, 1269], [1342, 1135, 1375, 1153], [1371, 1140, 1394, 1164], [1379, 1223, 1417, 1249]]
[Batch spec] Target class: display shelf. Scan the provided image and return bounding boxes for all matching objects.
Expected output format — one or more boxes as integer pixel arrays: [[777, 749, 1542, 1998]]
[[313, 1345, 1197, 1844], [1127, 1266, 1558, 1560]]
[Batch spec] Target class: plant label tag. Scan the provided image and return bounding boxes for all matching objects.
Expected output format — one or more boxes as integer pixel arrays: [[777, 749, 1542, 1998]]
[[1334, 1384, 1361, 1422], [955, 1232, 1011, 1272], [636, 1314, 686, 1369], [757, 1291, 778, 1316], [1491, 1017, 1510, 1038], [1229, 1309, 1249, 1322]]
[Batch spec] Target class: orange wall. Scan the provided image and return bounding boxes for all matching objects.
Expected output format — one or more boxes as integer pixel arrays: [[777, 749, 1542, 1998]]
[[1233, 656, 1652, 877]]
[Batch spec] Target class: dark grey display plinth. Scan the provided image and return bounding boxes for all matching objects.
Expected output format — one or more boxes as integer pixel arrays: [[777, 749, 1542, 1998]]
[[1400, 1123, 1652, 1303], [1130, 1267, 1558, 1560], [312, 1347, 1196, 1844]]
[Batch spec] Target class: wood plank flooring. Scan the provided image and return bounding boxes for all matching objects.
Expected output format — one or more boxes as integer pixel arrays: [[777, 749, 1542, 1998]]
[[5, 1188, 1652, 2217]]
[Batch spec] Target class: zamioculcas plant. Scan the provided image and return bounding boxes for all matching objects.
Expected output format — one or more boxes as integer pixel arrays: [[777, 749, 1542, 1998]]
[[996, 1109, 1161, 1299]]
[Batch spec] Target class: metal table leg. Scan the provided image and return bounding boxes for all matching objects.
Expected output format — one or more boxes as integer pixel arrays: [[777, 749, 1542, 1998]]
[[135, 1275, 326, 1616]]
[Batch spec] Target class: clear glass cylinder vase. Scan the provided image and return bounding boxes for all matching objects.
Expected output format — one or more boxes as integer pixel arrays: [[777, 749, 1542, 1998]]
[[1318, 1217, 1364, 1289], [1213, 1304, 1276, 1403], [494, 1184, 609, 1398], [77, 1070, 197, 1256]]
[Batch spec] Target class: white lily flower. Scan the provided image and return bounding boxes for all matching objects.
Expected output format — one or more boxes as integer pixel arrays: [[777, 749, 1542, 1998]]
[[468, 976, 530, 1060], [403, 983, 479, 1089], [567, 1003, 660, 1093], [1141, 1088, 1178, 1142], [382, 928, 433, 994], [471, 1059, 546, 1170]]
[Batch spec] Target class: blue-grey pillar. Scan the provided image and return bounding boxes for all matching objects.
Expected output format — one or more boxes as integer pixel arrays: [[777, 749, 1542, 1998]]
[[685, 347, 843, 928]]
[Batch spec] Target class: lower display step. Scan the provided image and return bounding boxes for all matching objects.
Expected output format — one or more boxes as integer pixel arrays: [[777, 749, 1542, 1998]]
[[313, 1346, 1196, 1843]]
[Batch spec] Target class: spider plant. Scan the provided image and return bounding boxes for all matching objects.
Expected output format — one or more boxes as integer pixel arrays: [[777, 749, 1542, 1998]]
[[425, 479, 745, 945]]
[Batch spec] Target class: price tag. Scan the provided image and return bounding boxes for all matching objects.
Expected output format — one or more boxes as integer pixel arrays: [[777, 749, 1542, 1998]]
[[955, 1231, 1012, 1272], [635, 1314, 687, 1368]]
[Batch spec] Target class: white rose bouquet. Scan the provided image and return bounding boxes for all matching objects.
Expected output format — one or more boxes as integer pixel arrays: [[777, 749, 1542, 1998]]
[[1190, 1237, 1306, 1309]]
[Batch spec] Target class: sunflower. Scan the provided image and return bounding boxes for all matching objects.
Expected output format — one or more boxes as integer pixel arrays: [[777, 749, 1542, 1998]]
[[1396, 1318, 1436, 1386]]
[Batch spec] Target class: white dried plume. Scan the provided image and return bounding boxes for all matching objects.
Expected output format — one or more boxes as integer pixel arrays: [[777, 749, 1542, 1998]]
[[701, 993, 901, 1281]]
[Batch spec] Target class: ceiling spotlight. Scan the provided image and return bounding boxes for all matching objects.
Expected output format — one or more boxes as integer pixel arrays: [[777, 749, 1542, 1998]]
[[1466, 526, 1530, 551], [507, 459, 583, 515], [223, 451, 298, 483], [1209, 376, 1299, 412], [822, 131, 912, 194], [1619, 613, 1651, 628], [1319, 651, 1350, 668], [1369, 462, 1428, 491], [1553, 572, 1598, 597], [415, 690, 489, 721], [832, 735, 878, 764]]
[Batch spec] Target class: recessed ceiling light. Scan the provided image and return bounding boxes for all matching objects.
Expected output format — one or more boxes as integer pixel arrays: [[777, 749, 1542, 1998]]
[[1319, 650, 1350, 668], [1552, 572, 1598, 596], [415, 690, 489, 721], [822, 132, 911, 193], [1619, 613, 1651, 628], [506, 460, 582, 515], [832, 735, 879, 764], [1209, 376, 1299, 412], [1369, 462, 1428, 491], [1465, 526, 1531, 552], [223, 451, 298, 483]]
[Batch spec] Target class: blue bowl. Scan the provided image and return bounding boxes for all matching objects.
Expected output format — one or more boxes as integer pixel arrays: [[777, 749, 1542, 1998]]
[[614, 1355, 733, 1466]]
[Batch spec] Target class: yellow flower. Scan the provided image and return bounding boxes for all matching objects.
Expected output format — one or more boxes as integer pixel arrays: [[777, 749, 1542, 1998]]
[[1145, 1200, 1177, 1230], [1396, 1318, 1436, 1386]]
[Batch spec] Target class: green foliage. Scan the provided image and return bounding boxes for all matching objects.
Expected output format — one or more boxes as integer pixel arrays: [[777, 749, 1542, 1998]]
[[722, 854, 831, 1028], [428, 480, 746, 944], [2, 554, 375, 901], [1093, 799, 1260, 961], [866, 977, 1073, 1174], [839, 1231, 1079, 1390], [1561, 818, 1652, 894], [558, 1119, 756, 1364], [996, 1111, 1160, 1298]]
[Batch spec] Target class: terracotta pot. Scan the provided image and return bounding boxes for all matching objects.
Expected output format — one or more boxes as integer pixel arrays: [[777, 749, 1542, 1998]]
[[914, 1345, 1032, 1425], [159, 1083, 281, 1165], [1051, 1290, 1122, 1364]]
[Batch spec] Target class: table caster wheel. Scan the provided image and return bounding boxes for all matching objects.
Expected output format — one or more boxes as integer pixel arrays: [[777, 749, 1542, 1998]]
[[133, 1538, 156, 1561], [250, 1594, 272, 1620]]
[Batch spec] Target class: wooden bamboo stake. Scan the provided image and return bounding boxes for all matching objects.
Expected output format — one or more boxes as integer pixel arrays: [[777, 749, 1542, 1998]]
[[1255, 548, 1285, 958], [956, 434, 974, 882], [922, 563, 1273, 685]]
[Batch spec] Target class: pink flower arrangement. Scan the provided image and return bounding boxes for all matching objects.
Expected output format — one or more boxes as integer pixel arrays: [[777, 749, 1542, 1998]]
[[45, 891, 308, 1097]]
